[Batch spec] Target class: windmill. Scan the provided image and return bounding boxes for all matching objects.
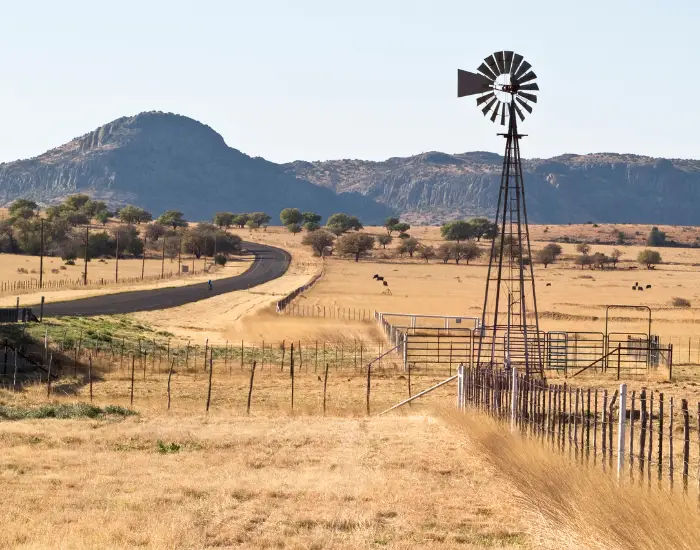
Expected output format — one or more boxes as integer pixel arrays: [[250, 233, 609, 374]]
[[457, 51, 543, 376]]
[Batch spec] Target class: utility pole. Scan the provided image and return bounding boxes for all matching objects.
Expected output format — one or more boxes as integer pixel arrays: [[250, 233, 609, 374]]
[[39, 218, 44, 289], [178, 236, 182, 274], [161, 235, 166, 278], [141, 236, 146, 280], [114, 228, 119, 283], [83, 225, 89, 285]]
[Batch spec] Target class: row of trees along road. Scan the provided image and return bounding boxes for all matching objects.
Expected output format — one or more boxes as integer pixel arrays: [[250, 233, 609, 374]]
[[0, 196, 242, 269]]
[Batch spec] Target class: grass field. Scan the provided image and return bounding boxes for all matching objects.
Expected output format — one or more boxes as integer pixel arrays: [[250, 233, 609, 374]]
[[3, 222, 700, 548]]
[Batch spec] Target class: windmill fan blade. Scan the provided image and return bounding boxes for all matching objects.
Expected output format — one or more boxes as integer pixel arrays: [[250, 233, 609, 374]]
[[510, 53, 524, 75], [516, 97, 533, 113], [484, 55, 499, 77], [513, 103, 526, 122], [515, 70, 537, 85], [494, 51, 505, 73], [482, 96, 498, 115], [513, 60, 531, 80], [499, 102, 506, 125], [457, 69, 493, 97], [490, 101, 501, 122], [518, 91, 538, 103], [477, 62, 497, 80], [476, 92, 495, 105], [518, 82, 539, 91], [503, 51, 514, 73]]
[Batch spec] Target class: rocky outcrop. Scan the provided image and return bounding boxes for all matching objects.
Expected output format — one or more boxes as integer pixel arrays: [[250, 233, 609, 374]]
[[285, 152, 700, 224], [0, 112, 393, 224]]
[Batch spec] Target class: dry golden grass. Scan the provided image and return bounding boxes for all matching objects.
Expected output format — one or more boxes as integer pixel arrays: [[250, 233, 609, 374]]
[[443, 410, 700, 550]]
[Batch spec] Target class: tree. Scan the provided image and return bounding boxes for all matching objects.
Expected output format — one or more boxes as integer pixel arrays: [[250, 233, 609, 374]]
[[440, 220, 473, 242], [590, 252, 608, 269], [326, 213, 363, 235], [145, 223, 166, 242], [303, 221, 320, 231], [384, 217, 400, 234], [302, 229, 335, 256], [418, 245, 435, 263], [535, 243, 562, 268], [468, 218, 498, 241], [112, 225, 143, 257], [233, 214, 249, 228], [574, 254, 592, 269], [157, 210, 187, 229], [64, 194, 91, 212], [535, 248, 556, 268], [183, 224, 241, 258], [213, 212, 235, 228], [455, 240, 482, 265], [302, 212, 322, 225], [95, 210, 110, 225], [393, 222, 410, 235], [436, 243, 452, 264], [8, 199, 38, 220], [286, 223, 302, 235], [249, 212, 271, 229], [336, 232, 374, 262], [376, 234, 392, 249], [610, 248, 622, 267], [647, 226, 667, 246], [398, 237, 420, 257], [280, 208, 303, 226], [638, 249, 661, 269], [575, 243, 590, 255], [119, 205, 151, 224]]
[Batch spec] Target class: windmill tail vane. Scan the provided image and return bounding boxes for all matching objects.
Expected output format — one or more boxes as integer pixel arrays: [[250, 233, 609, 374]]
[[457, 51, 543, 377]]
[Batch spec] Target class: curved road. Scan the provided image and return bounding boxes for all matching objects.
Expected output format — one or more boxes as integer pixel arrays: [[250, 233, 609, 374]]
[[42, 242, 291, 317]]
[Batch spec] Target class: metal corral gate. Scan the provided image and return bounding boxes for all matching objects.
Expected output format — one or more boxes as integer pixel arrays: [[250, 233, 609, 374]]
[[404, 328, 472, 370]]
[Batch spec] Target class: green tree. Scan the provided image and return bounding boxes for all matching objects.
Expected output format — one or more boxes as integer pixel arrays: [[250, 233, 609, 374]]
[[157, 210, 187, 229], [213, 212, 235, 228], [326, 213, 363, 235], [392, 222, 410, 234], [119, 205, 151, 224], [286, 223, 302, 235], [468, 218, 497, 241], [535, 243, 562, 268], [301, 229, 335, 256], [249, 212, 271, 230], [95, 210, 110, 225], [440, 220, 473, 242], [280, 208, 303, 226], [336, 232, 374, 262], [145, 223, 166, 242], [8, 199, 38, 220], [638, 249, 662, 269], [574, 254, 592, 269], [303, 221, 320, 231], [384, 217, 400, 234], [376, 234, 392, 249], [214, 254, 228, 266], [233, 214, 249, 228], [647, 226, 667, 246], [436, 243, 452, 263], [590, 252, 608, 269], [610, 248, 622, 267], [302, 212, 322, 225]]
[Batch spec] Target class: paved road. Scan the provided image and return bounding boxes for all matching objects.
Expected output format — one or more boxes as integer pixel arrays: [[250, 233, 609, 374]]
[[42, 242, 291, 317]]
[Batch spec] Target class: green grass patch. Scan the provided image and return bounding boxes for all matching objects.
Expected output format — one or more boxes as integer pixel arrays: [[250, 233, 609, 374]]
[[0, 403, 137, 421], [157, 440, 182, 454]]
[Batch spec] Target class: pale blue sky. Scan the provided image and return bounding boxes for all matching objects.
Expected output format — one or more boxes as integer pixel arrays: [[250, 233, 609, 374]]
[[1, 1, 698, 163]]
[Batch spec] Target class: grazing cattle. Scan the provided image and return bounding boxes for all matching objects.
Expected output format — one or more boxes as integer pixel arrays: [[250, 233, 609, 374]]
[[638, 287, 644, 291], [646, 284, 652, 289], [632, 286, 637, 290], [372, 274, 379, 280], [383, 281, 388, 286], [545, 283, 551, 287], [376, 276, 384, 281]]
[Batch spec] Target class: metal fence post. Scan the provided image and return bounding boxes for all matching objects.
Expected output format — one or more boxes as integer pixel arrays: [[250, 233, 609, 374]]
[[457, 364, 464, 410], [403, 332, 408, 372], [617, 383, 627, 479], [510, 366, 518, 432]]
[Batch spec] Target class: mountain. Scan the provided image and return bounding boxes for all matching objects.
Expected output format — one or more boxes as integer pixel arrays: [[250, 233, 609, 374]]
[[284, 151, 700, 225], [0, 112, 393, 224]]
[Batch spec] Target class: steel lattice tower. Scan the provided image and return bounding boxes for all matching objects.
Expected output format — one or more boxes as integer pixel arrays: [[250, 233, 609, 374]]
[[457, 51, 544, 375]]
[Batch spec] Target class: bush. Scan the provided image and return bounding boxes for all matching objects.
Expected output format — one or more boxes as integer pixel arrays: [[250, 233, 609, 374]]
[[637, 249, 662, 268], [64, 259, 75, 266], [214, 253, 227, 266], [671, 297, 691, 308]]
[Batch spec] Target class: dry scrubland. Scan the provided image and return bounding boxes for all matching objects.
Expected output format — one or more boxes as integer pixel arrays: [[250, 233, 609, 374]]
[[3, 223, 700, 548]]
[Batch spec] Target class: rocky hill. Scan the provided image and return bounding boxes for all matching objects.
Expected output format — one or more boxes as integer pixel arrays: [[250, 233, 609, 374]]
[[0, 112, 393, 223], [285, 152, 700, 225]]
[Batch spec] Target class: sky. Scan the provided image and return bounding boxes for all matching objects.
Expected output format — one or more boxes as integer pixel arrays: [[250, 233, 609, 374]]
[[0, 1, 698, 164]]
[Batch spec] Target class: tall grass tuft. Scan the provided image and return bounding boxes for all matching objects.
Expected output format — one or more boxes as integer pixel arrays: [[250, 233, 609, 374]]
[[443, 410, 700, 550]]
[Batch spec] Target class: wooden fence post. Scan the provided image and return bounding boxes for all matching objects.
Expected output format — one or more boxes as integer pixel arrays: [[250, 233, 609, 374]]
[[669, 397, 675, 489], [658, 393, 664, 483], [130, 355, 135, 406], [366, 360, 372, 416], [617, 383, 627, 479], [203, 339, 209, 371], [246, 361, 256, 415], [639, 389, 647, 476], [280, 340, 285, 372], [407, 362, 412, 406], [510, 367, 518, 432], [167, 359, 174, 410], [290, 343, 295, 412], [88, 355, 93, 403], [206, 350, 214, 412], [682, 399, 689, 493], [323, 362, 329, 416]]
